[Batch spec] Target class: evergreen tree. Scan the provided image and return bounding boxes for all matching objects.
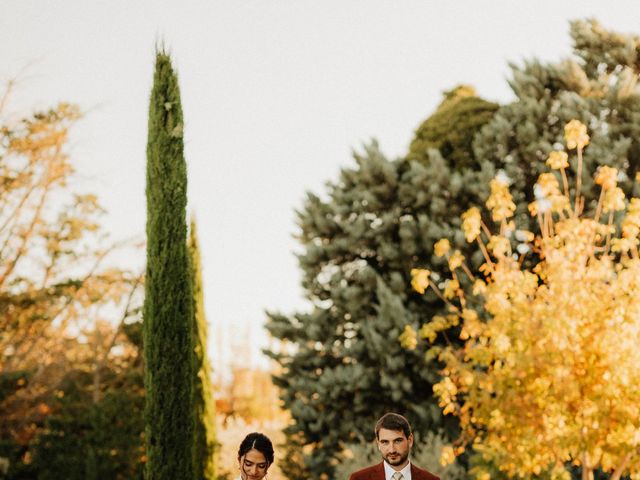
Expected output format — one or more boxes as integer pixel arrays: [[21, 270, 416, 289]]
[[143, 50, 193, 480], [188, 218, 217, 480], [266, 134, 496, 478]]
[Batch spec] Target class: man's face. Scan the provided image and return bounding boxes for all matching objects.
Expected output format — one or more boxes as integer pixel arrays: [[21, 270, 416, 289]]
[[376, 427, 413, 469]]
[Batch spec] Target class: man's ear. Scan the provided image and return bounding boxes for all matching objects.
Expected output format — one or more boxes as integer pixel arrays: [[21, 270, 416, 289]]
[[408, 433, 414, 449]]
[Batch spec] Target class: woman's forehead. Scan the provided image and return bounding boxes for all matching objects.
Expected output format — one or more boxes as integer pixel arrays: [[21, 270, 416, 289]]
[[244, 448, 267, 463]]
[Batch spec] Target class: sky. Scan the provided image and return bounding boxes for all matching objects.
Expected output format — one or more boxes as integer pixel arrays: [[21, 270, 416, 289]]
[[2, 1, 640, 374]]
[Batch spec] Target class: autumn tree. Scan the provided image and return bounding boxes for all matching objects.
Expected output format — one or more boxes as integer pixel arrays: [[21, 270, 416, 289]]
[[143, 51, 194, 479], [0, 82, 143, 477], [410, 121, 640, 480]]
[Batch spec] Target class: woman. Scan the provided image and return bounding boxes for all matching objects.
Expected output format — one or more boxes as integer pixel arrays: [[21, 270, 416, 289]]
[[236, 432, 274, 480]]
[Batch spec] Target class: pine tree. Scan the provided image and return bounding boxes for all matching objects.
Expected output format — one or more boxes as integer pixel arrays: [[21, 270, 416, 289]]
[[188, 218, 217, 480], [143, 50, 193, 480], [266, 108, 496, 477]]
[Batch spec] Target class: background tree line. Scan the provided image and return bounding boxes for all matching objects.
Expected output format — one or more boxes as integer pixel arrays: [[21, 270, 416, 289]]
[[2, 17, 639, 480]]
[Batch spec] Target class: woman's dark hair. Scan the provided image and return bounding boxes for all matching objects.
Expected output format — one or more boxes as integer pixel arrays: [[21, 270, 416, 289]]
[[238, 432, 274, 465]]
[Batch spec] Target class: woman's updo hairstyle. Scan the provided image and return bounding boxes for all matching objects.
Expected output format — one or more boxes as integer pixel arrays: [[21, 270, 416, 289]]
[[237, 432, 274, 465]]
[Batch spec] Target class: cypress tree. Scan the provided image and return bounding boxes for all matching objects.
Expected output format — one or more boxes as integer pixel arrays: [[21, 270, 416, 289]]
[[143, 50, 193, 480], [188, 218, 217, 480]]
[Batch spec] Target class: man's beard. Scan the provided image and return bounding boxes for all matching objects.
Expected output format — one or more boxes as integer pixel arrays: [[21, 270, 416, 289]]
[[384, 451, 408, 466]]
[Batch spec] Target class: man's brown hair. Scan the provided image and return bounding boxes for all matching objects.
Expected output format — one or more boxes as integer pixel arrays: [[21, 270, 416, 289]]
[[374, 412, 412, 439]]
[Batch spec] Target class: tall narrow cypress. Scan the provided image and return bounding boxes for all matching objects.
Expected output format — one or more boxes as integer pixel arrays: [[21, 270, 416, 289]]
[[188, 218, 217, 480], [143, 50, 193, 480]]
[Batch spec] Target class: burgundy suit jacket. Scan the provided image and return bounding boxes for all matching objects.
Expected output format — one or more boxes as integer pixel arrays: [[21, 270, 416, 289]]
[[349, 462, 439, 480]]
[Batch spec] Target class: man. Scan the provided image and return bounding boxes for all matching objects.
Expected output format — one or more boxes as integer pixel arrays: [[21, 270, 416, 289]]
[[349, 412, 440, 480]]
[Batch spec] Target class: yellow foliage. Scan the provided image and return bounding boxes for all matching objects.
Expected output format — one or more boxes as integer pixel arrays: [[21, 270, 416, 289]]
[[564, 119, 590, 150], [410, 121, 640, 479], [546, 151, 569, 170], [410, 268, 431, 294], [486, 178, 516, 222], [434, 238, 451, 257], [0, 95, 143, 448], [462, 207, 482, 242], [603, 187, 626, 213], [399, 325, 418, 350], [594, 165, 618, 190], [448, 250, 465, 270]]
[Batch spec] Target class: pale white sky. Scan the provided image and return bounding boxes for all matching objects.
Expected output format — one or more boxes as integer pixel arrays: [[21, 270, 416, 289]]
[[3, 1, 640, 372]]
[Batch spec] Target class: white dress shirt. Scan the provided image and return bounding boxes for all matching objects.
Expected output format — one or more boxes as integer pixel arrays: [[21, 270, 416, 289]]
[[383, 460, 412, 480]]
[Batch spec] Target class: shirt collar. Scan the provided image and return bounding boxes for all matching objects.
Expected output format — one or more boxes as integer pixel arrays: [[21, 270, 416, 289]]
[[383, 460, 412, 480]]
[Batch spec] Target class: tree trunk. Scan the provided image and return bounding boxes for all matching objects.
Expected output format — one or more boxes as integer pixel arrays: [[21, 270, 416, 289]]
[[610, 453, 631, 480], [581, 452, 593, 480]]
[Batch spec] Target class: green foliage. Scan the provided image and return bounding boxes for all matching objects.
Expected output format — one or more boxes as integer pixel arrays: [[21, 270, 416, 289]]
[[30, 369, 145, 480], [407, 85, 499, 171], [188, 219, 217, 480], [273, 432, 311, 480], [570, 18, 640, 78], [143, 50, 194, 480]]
